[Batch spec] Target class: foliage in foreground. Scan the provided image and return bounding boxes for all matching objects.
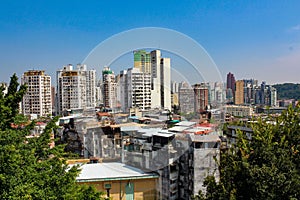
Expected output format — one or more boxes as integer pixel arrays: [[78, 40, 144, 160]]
[[195, 105, 300, 200], [0, 74, 104, 199]]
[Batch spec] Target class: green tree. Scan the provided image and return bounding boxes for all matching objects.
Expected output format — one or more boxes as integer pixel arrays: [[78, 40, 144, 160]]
[[0, 74, 104, 199], [199, 105, 300, 200], [0, 74, 27, 129]]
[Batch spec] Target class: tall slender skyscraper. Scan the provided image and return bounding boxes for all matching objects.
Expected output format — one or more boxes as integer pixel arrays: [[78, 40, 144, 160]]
[[86, 69, 97, 108], [226, 72, 236, 91], [171, 81, 179, 94], [22, 70, 52, 116], [133, 49, 171, 110], [235, 80, 244, 105], [151, 50, 171, 110], [102, 67, 117, 109], [226, 72, 236, 102]]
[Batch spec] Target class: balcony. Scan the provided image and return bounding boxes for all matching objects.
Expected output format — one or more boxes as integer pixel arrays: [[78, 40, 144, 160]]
[[170, 171, 178, 180], [169, 190, 178, 200], [170, 182, 177, 192]]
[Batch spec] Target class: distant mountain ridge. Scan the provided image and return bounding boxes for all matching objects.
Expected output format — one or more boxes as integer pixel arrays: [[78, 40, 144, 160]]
[[273, 83, 300, 100]]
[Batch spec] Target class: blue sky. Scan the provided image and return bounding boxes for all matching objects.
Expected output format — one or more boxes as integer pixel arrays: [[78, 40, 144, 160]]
[[1, 0, 300, 84]]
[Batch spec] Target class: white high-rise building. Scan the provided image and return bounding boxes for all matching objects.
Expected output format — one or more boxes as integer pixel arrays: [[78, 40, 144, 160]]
[[102, 67, 117, 109], [209, 82, 226, 107], [270, 87, 277, 107], [118, 68, 151, 112], [95, 80, 102, 106], [160, 56, 171, 110], [171, 81, 179, 94], [21, 70, 52, 116], [150, 50, 171, 110], [133, 49, 171, 110], [56, 64, 96, 115], [86, 69, 97, 108], [116, 72, 125, 111]]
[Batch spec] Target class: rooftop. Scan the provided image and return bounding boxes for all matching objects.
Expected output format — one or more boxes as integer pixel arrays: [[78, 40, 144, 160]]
[[189, 134, 221, 142], [153, 130, 175, 138], [76, 162, 158, 182], [168, 125, 190, 132], [227, 125, 253, 132], [113, 122, 147, 129], [175, 121, 196, 127]]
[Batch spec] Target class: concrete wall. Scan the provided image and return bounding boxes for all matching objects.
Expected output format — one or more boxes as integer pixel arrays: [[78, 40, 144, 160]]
[[193, 148, 220, 195]]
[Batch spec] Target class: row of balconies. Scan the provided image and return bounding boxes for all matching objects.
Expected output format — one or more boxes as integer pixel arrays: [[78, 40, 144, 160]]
[[132, 81, 151, 83], [132, 100, 152, 103], [131, 96, 151, 99], [132, 87, 151, 90], [24, 101, 51, 105]]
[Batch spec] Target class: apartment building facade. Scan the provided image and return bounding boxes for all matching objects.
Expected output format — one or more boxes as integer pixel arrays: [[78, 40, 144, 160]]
[[102, 67, 117, 109], [56, 64, 96, 115], [178, 82, 194, 114], [134, 50, 171, 110], [235, 80, 244, 105], [21, 70, 52, 116], [193, 83, 209, 113], [118, 68, 151, 112]]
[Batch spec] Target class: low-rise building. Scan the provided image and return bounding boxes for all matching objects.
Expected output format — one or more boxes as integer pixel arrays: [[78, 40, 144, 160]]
[[225, 105, 254, 117], [225, 125, 253, 147], [60, 116, 119, 159], [255, 106, 287, 114], [76, 162, 159, 200]]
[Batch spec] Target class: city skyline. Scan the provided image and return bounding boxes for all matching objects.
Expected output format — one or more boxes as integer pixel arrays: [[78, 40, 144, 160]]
[[1, 1, 300, 84]]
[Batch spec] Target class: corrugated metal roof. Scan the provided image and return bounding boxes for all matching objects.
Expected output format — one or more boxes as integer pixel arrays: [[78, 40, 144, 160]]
[[140, 128, 162, 137], [175, 121, 196, 127], [185, 127, 212, 133], [168, 126, 190, 132], [76, 162, 158, 182], [121, 126, 141, 132], [153, 130, 175, 137]]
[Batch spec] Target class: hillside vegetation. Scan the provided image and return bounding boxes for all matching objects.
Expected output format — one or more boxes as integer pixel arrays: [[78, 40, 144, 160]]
[[273, 83, 300, 100]]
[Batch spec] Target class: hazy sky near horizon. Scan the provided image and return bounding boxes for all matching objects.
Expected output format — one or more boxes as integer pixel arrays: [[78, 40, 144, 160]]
[[1, 0, 300, 84]]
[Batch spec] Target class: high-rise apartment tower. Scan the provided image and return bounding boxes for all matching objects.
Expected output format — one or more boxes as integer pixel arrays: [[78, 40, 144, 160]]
[[22, 70, 52, 116]]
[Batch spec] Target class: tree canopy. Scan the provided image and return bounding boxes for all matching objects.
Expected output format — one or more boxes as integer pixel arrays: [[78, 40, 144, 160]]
[[196, 104, 300, 200], [0, 74, 103, 199], [273, 83, 300, 100]]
